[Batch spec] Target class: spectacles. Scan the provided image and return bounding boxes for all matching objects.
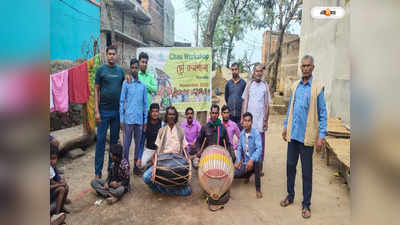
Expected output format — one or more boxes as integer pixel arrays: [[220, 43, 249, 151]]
[[301, 64, 313, 67]]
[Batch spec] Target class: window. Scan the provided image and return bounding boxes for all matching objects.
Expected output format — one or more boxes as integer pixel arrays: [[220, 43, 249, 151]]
[[106, 32, 112, 46]]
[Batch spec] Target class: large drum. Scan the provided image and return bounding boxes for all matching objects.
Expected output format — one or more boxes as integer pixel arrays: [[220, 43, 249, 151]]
[[198, 145, 234, 200], [152, 153, 192, 188]]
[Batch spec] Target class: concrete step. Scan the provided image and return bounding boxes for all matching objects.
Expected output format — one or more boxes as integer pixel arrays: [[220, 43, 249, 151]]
[[51, 125, 96, 154], [66, 148, 86, 160]]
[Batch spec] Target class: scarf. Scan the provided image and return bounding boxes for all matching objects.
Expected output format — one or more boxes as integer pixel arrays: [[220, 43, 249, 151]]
[[208, 119, 222, 145]]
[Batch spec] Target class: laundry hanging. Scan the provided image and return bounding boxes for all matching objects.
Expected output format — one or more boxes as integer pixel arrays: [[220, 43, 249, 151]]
[[51, 70, 69, 113], [68, 62, 90, 103]]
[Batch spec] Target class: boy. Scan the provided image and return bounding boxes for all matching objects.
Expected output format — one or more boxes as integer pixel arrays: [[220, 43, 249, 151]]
[[140, 103, 163, 169], [50, 144, 70, 215], [91, 144, 130, 204], [234, 112, 263, 198]]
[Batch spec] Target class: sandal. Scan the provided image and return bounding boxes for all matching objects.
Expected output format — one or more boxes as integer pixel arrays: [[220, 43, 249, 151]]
[[280, 198, 293, 207], [302, 207, 311, 219]]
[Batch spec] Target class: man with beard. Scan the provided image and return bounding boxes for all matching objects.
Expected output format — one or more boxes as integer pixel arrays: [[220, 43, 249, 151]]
[[225, 62, 246, 130], [241, 63, 271, 176], [195, 104, 235, 162], [142, 106, 191, 196]]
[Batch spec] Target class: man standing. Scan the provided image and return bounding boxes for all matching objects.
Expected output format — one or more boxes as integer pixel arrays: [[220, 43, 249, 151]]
[[120, 58, 148, 172], [221, 105, 240, 152], [241, 63, 271, 176], [94, 45, 125, 179], [234, 112, 262, 198], [195, 104, 235, 163], [142, 106, 191, 196], [225, 63, 246, 129], [135, 52, 158, 175], [280, 55, 327, 219]]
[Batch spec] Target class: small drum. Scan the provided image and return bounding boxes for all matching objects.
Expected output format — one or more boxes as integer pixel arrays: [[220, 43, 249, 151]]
[[198, 145, 234, 200], [152, 153, 192, 188]]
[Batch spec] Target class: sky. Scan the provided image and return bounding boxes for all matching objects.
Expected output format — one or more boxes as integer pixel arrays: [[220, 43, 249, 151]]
[[171, 0, 301, 65]]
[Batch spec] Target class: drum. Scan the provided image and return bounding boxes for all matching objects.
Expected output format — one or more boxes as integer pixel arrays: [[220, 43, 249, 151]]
[[152, 153, 192, 188], [198, 145, 234, 200]]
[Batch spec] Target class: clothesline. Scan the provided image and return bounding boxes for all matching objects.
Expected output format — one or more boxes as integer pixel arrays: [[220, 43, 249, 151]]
[[50, 54, 101, 133]]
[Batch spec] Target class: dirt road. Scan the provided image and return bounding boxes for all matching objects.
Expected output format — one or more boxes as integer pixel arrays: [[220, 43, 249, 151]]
[[62, 115, 350, 225]]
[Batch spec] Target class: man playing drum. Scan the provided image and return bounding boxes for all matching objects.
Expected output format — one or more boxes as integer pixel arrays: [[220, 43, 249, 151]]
[[142, 106, 192, 196], [195, 104, 235, 162]]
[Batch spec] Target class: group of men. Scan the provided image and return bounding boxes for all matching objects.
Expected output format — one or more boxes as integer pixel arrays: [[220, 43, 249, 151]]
[[52, 44, 327, 220]]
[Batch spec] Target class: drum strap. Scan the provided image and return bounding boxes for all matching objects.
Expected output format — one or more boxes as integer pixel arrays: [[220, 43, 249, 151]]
[[216, 125, 221, 146]]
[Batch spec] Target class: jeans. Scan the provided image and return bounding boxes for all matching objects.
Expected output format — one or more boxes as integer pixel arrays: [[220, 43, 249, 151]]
[[286, 140, 314, 208], [260, 132, 265, 162], [95, 110, 120, 177], [234, 161, 261, 191], [122, 124, 142, 167], [136, 131, 146, 172]]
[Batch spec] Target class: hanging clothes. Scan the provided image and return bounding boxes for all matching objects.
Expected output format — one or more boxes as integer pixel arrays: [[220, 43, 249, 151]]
[[51, 70, 69, 113], [87, 54, 101, 133], [50, 76, 54, 111], [68, 62, 90, 103]]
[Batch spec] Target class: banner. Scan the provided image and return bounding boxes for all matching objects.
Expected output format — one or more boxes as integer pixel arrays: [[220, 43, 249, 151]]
[[137, 47, 211, 112]]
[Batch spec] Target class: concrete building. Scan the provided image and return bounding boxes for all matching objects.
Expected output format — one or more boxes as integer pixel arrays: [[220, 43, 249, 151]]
[[100, 0, 175, 67], [298, 0, 350, 125], [50, 0, 101, 60], [163, 0, 175, 46], [261, 31, 300, 97]]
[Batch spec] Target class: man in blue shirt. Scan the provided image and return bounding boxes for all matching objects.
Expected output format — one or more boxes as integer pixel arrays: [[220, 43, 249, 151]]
[[234, 112, 263, 199], [94, 46, 125, 179], [120, 59, 148, 173], [280, 55, 327, 219]]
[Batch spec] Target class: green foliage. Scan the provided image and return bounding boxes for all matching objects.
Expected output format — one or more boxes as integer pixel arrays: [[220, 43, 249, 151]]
[[236, 52, 251, 72]]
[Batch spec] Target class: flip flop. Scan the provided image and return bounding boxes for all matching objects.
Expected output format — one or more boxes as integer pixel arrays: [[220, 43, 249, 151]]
[[302, 207, 311, 219], [280, 198, 293, 207]]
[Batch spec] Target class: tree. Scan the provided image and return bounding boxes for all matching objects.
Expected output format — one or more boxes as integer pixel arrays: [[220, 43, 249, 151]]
[[221, 0, 258, 68], [202, 0, 227, 48], [184, 0, 203, 47], [255, 0, 302, 95], [237, 51, 251, 72]]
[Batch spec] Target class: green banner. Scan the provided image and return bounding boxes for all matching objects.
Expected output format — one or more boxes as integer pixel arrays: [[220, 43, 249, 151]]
[[137, 47, 212, 112]]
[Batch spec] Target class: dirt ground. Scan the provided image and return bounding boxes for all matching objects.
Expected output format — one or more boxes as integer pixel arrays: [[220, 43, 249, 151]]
[[61, 115, 350, 225]]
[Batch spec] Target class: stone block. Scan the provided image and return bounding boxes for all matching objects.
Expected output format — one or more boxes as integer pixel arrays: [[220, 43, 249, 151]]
[[66, 148, 86, 159]]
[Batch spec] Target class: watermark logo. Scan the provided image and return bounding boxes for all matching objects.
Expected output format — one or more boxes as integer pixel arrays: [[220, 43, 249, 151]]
[[311, 7, 345, 19]]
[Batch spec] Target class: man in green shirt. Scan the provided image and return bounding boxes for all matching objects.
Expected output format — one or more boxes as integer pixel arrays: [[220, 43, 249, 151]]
[[138, 52, 157, 105], [135, 52, 158, 175]]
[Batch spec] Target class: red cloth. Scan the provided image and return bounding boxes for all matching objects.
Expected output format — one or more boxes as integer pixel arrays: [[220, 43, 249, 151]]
[[68, 62, 90, 103]]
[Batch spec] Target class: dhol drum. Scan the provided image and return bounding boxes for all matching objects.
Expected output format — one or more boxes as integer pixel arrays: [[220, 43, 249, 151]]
[[152, 153, 192, 188], [198, 145, 234, 200]]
